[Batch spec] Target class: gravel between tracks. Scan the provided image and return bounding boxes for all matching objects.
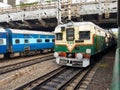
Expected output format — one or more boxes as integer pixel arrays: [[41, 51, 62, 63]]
[[0, 49, 115, 90], [87, 48, 115, 90], [0, 53, 52, 67], [0, 59, 60, 90]]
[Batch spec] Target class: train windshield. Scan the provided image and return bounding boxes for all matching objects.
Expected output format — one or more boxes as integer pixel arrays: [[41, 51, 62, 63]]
[[56, 33, 62, 40], [79, 31, 90, 39], [66, 28, 74, 41]]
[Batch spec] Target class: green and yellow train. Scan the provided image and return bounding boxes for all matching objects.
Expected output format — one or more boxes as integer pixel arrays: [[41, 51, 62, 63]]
[[54, 21, 115, 67]]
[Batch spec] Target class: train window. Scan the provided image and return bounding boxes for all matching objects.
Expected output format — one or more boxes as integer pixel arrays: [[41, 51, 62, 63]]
[[79, 31, 90, 39], [24, 39, 29, 43], [37, 39, 42, 43], [15, 39, 20, 44], [0, 39, 3, 44], [45, 39, 50, 42], [66, 28, 74, 41], [52, 39, 55, 42], [56, 33, 62, 40]]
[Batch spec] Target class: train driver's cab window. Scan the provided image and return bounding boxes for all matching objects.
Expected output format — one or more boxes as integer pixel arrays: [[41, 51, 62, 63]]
[[24, 39, 29, 43], [0, 39, 3, 45], [79, 31, 90, 39], [56, 33, 62, 40], [15, 39, 20, 44], [66, 28, 74, 41]]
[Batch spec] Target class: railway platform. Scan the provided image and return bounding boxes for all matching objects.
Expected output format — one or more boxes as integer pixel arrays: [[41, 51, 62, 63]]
[[87, 47, 116, 90]]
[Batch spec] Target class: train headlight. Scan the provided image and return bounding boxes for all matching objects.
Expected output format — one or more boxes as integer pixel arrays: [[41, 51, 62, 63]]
[[54, 52, 59, 57], [76, 53, 83, 59]]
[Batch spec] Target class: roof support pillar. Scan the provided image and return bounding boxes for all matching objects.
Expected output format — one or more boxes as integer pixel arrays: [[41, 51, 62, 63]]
[[118, 0, 120, 49]]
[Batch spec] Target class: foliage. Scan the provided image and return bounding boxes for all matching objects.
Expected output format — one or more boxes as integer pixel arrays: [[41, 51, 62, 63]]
[[16, 2, 38, 7]]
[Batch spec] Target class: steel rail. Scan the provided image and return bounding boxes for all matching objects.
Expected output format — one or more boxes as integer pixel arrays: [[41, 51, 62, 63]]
[[31, 68, 83, 90], [0, 54, 54, 75], [15, 67, 66, 90]]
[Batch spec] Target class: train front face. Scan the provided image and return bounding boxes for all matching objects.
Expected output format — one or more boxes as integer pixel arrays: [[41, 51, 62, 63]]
[[54, 22, 94, 67]]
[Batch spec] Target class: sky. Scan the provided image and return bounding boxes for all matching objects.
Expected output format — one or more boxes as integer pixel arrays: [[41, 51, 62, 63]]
[[0, 2, 11, 8], [20, 0, 43, 3], [19, 0, 109, 4], [0, 0, 90, 7], [21, 0, 97, 3], [0, 0, 103, 7]]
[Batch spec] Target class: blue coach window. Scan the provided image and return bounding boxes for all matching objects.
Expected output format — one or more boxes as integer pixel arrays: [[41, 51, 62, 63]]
[[0, 39, 3, 44], [15, 39, 20, 44], [52, 39, 55, 42], [37, 39, 42, 43], [24, 39, 29, 43], [45, 39, 50, 42]]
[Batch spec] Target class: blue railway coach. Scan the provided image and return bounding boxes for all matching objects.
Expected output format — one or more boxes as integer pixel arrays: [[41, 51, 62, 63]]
[[0, 28, 7, 54], [2, 28, 54, 58]]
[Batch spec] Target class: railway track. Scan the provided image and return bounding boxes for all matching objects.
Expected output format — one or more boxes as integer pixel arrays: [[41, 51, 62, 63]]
[[15, 67, 84, 90], [0, 54, 54, 75], [15, 60, 100, 90], [15, 52, 104, 90], [63, 60, 101, 90], [0, 51, 53, 63], [63, 67, 93, 90]]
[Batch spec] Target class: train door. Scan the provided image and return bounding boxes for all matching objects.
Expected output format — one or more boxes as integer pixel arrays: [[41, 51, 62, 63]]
[[6, 29, 12, 52], [24, 34, 30, 51], [96, 36, 99, 51], [94, 28, 99, 52], [4, 28, 12, 58]]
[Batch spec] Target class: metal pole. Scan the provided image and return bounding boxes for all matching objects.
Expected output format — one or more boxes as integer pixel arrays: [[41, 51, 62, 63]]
[[118, 0, 120, 49], [105, 0, 109, 18], [98, 0, 102, 15], [68, 0, 71, 20], [111, 1, 120, 90], [57, 0, 61, 25]]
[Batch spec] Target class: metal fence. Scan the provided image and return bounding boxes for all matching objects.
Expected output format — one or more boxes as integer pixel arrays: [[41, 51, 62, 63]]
[[111, 0, 120, 90], [111, 48, 120, 90]]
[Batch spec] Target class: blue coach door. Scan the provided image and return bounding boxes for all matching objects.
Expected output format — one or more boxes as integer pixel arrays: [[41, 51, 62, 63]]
[[6, 28, 12, 52], [24, 34, 30, 51]]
